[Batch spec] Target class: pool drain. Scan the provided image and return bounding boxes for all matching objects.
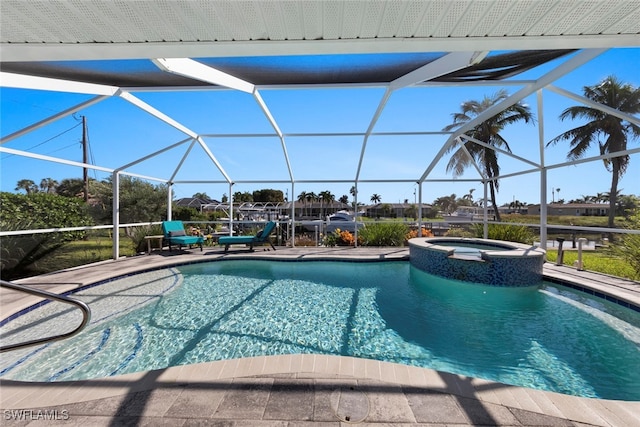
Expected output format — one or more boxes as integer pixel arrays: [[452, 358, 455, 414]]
[[330, 386, 369, 423]]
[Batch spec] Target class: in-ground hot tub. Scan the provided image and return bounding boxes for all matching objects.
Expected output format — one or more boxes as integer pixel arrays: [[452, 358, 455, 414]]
[[409, 237, 546, 286]]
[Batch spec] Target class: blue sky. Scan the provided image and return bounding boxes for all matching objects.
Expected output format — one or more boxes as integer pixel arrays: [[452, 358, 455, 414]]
[[1, 48, 639, 207]]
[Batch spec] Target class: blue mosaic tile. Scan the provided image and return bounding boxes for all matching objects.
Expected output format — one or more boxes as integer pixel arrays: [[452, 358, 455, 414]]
[[409, 240, 544, 287]]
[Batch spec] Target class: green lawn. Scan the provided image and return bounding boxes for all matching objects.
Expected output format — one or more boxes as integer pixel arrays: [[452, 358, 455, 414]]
[[545, 248, 638, 281], [30, 236, 137, 276]]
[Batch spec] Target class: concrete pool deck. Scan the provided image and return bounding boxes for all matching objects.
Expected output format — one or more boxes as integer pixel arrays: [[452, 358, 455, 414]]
[[1, 246, 639, 426]]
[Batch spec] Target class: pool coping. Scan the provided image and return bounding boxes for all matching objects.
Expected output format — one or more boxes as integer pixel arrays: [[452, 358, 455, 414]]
[[1, 246, 640, 426]]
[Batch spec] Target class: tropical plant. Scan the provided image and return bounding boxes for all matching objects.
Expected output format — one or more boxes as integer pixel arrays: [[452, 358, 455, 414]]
[[509, 199, 525, 213], [404, 204, 418, 220], [56, 178, 88, 198], [192, 192, 210, 201], [338, 194, 349, 204], [443, 89, 534, 222], [129, 224, 163, 253], [319, 190, 335, 216], [252, 188, 285, 202], [616, 194, 640, 217], [358, 222, 408, 247], [15, 179, 38, 194], [39, 177, 59, 193], [232, 191, 253, 202], [463, 188, 475, 204], [433, 194, 458, 215], [297, 191, 307, 216], [306, 192, 317, 216], [370, 193, 381, 204], [611, 211, 640, 277], [547, 76, 640, 231], [472, 223, 535, 244]]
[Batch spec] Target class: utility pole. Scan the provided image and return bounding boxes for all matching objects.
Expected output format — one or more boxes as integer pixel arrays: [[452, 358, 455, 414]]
[[82, 116, 88, 203]]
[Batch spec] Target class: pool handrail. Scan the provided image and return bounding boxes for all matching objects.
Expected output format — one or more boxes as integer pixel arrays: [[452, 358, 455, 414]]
[[0, 280, 91, 353]]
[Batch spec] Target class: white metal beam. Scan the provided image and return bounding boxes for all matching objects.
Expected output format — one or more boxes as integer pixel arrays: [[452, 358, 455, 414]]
[[0, 71, 120, 96], [459, 139, 485, 179], [390, 51, 487, 89], [418, 48, 607, 182], [117, 91, 199, 139], [169, 140, 198, 183], [195, 136, 232, 184], [356, 51, 487, 182], [1, 95, 109, 145], [115, 137, 194, 172], [546, 147, 640, 171], [0, 146, 113, 173], [152, 58, 255, 93], [547, 84, 640, 127], [253, 90, 295, 182], [355, 87, 393, 181], [459, 134, 541, 168]]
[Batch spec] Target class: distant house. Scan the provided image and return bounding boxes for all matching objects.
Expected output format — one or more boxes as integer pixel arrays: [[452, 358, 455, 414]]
[[527, 203, 609, 216], [365, 203, 433, 219], [174, 197, 219, 211], [280, 200, 351, 218]]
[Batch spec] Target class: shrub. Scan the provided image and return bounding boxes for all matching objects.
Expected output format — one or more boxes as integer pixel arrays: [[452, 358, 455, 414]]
[[405, 228, 434, 239], [322, 229, 360, 246], [472, 223, 535, 244], [611, 212, 640, 278], [128, 224, 164, 253], [444, 227, 474, 238], [294, 235, 318, 247], [0, 192, 93, 279], [358, 222, 409, 247]]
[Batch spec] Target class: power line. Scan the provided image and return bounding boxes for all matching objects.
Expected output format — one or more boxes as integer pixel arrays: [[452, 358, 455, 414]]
[[44, 142, 78, 155], [1, 122, 82, 160]]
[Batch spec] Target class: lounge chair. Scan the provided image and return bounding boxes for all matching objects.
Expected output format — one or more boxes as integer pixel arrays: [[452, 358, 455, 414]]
[[218, 221, 277, 252], [162, 221, 204, 252]]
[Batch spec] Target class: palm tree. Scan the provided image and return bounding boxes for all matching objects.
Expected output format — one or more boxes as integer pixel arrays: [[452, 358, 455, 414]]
[[15, 179, 37, 194], [443, 89, 534, 222], [39, 178, 58, 194], [463, 188, 475, 204], [434, 194, 458, 215], [306, 192, 317, 217], [192, 192, 210, 201], [338, 195, 349, 205], [349, 186, 357, 199], [297, 191, 307, 217], [319, 190, 335, 216], [370, 193, 381, 204], [547, 76, 640, 230]]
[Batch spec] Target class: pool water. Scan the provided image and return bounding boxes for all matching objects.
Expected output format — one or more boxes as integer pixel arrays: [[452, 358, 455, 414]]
[[434, 241, 510, 256], [1, 260, 639, 401]]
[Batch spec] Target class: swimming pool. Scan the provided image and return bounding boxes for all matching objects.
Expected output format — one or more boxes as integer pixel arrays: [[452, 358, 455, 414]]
[[1, 260, 639, 401]]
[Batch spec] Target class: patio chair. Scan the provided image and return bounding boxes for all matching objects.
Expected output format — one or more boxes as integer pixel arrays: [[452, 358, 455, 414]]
[[162, 221, 204, 252], [218, 221, 277, 252]]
